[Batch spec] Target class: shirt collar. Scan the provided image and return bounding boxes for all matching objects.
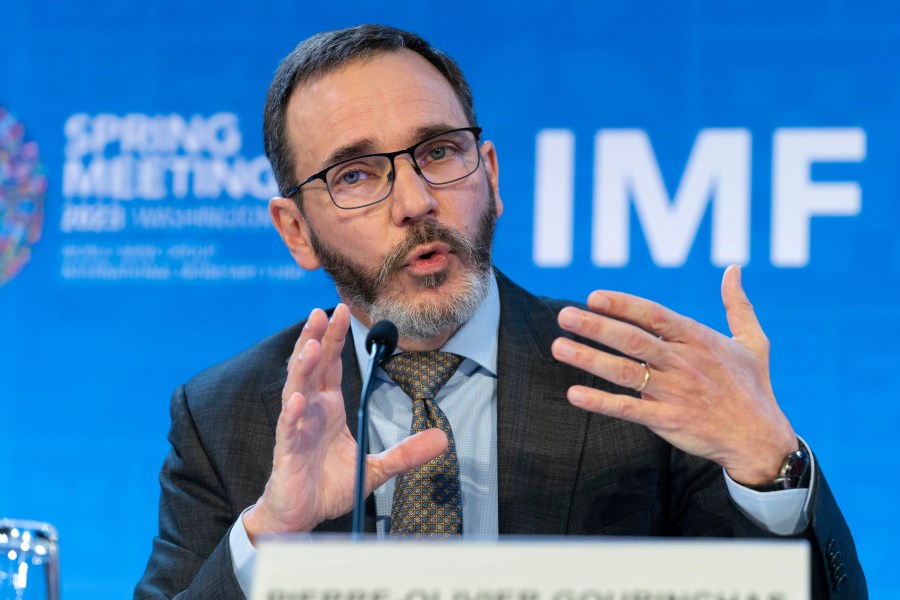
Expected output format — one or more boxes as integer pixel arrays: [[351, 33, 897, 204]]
[[349, 271, 500, 378]]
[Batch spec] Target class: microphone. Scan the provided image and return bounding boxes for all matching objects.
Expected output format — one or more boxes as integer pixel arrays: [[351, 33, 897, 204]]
[[352, 320, 398, 538], [365, 320, 399, 356]]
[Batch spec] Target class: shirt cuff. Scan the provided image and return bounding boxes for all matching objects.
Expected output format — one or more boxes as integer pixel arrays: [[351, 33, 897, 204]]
[[723, 437, 816, 536], [229, 506, 257, 599]]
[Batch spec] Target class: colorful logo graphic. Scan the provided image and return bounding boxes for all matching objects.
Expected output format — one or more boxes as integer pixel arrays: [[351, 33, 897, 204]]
[[0, 107, 46, 286]]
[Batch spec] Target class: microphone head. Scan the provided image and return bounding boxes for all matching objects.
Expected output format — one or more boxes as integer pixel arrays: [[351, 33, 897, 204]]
[[365, 320, 398, 355]]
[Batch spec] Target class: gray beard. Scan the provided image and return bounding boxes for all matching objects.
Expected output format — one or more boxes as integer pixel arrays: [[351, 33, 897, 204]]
[[305, 187, 497, 342]]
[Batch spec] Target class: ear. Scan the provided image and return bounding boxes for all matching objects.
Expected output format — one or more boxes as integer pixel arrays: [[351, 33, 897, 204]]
[[480, 140, 503, 217], [269, 197, 322, 270]]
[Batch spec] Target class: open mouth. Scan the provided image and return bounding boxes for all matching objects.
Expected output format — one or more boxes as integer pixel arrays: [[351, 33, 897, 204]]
[[404, 243, 452, 274]]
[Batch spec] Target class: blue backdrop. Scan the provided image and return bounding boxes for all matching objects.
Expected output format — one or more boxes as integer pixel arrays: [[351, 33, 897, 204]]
[[1, 1, 896, 597]]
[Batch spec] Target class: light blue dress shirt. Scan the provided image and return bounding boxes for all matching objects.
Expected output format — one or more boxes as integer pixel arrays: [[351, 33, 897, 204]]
[[349, 273, 500, 536], [229, 270, 812, 597]]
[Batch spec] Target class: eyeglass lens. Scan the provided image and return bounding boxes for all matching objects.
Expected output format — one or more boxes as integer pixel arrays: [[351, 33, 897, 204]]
[[325, 129, 480, 208]]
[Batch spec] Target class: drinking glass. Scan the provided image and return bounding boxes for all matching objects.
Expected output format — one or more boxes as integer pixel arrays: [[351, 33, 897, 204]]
[[0, 519, 59, 599]]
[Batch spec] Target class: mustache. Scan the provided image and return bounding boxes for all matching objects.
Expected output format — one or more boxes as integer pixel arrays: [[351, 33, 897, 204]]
[[374, 219, 476, 287]]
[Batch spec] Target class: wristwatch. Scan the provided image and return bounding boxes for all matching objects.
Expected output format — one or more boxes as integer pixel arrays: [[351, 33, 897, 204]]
[[745, 446, 811, 492]]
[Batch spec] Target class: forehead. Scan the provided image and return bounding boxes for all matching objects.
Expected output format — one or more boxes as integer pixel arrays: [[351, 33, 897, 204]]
[[285, 49, 469, 172]]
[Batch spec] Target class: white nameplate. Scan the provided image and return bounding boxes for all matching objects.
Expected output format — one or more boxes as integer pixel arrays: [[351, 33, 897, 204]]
[[253, 537, 809, 600]]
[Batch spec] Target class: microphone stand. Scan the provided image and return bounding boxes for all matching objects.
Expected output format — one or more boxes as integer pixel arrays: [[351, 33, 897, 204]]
[[352, 321, 398, 539]]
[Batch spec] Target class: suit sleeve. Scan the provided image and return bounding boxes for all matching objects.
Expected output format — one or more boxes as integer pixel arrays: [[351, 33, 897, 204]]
[[133, 385, 247, 599], [731, 463, 868, 599], [664, 443, 866, 598]]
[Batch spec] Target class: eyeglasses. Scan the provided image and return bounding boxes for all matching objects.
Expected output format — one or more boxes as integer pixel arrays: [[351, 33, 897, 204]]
[[285, 126, 483, 210]]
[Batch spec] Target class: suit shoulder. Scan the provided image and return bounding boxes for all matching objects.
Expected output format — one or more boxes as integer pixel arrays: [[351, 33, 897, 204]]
[[179, 320, 306, 407], [495, 269, 585, 310], [532, 293, 587, 313], [495, 270, 587, 325]]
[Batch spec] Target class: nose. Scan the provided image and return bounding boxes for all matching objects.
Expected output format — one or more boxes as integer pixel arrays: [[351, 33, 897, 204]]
[[388, 153, 439, 225]]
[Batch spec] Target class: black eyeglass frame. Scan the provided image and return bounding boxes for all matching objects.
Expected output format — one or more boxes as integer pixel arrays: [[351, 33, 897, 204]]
[[283, 126, 484, 210]]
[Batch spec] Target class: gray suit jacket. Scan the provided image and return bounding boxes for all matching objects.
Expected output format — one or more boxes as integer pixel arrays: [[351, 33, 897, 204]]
[[134, 272, 867, 599]]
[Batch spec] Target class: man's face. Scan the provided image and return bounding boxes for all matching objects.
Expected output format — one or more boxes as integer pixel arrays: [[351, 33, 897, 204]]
[[270, 49, 503, 345]]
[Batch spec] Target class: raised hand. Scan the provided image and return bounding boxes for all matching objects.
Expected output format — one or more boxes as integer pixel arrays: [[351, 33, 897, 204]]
[[551, 265, 797, 486], [243, 304, 448, 541]]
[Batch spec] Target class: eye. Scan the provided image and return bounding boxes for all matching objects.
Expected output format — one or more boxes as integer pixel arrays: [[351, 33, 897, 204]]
[[340, 170, 364, 185], [421, 142, 463, 164], [328, 156, 388, 191], [428, 146, 448, 160], [329, 164, 374, 189]]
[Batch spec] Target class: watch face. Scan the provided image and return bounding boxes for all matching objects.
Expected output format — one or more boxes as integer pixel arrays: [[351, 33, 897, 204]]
[[745, 446, 810, 492], [784, 449, 811, 488]]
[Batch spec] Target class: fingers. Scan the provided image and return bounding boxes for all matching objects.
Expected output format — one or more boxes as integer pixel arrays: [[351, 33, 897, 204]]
[[287, 308, 328, 374], [554, 301, 673, 393], [320, 304, 351, 366], [283, 336, 323, 410], [284, 305, 350, 402], [281, 392, 306, 426], [366, 429, 449, 493], [557, 306, 670, 367], [584, 290, 693, 342], [552, 336, 662, 393], [721, 265, 768, 353], [556, 269, 789, 476], [567, 385, 669, 429], [274, 391, 309, 451]]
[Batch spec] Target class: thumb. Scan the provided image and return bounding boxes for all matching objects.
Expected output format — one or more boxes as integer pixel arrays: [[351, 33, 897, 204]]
[[721, 264, 767, 352], [365, 428, 448, 494]]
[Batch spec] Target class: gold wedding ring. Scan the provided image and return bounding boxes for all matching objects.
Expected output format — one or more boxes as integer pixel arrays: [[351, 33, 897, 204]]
[[635, 362, 651, 393]]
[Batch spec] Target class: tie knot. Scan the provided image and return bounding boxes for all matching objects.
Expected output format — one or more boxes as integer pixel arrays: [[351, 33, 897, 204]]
[[382, 351, 463, 400]]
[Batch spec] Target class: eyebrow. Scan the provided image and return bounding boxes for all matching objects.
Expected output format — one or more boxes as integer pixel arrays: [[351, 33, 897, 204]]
[[319, 140, 378, 171], [412, 123, 461, 143], [318, 122, 464, 171]]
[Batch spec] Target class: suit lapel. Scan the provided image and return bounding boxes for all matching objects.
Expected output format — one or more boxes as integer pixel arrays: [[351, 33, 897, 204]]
[[340, 333, 363, 443], [495, 272, 594, 535]]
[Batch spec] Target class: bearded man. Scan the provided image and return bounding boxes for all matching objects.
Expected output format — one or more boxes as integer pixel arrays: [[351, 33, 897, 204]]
[[134, 24, 866, 600]]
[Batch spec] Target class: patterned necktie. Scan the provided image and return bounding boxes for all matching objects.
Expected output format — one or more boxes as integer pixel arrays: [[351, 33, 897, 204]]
[[381, 351, 464, 536]]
